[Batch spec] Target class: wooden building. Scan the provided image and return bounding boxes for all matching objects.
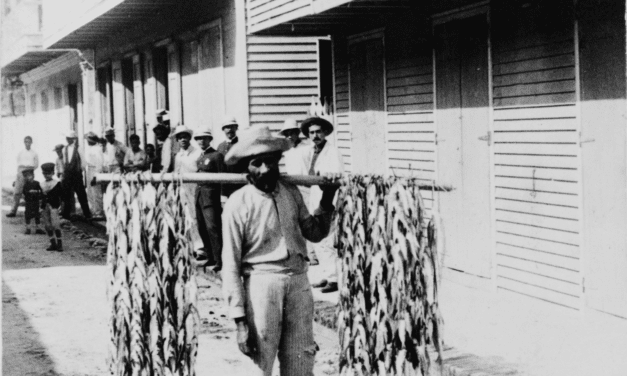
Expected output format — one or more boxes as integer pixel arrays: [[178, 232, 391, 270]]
[[42, 0, 331, 147], [246, 0, 627, 320]]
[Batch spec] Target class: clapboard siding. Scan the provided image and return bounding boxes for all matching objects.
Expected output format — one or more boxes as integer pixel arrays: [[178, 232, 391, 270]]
[[490, 1, 581, 310], [385, 29, 435, 211], [334, 37, 352, 173], [247, 36, 320, 132], [247, 0, 310, 33]]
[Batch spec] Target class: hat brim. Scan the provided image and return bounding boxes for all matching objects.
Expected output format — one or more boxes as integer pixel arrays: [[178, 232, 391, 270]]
[[221, 123, 238, 130], [193, 133, 213, 139], [225, 137, 291, 165], [279, 127, 299, 136], [300, 117, 333, 137], [174, 129, 193, 138]]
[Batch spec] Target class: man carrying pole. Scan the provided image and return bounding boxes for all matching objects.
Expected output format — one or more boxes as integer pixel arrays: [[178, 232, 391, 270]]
[[221, 125, 340, 376]]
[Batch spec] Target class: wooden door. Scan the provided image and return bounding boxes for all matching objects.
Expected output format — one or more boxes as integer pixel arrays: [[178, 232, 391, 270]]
[[199, 24, 224, 135], [435, 15, 492, 278], [349, 35, 386, 175]]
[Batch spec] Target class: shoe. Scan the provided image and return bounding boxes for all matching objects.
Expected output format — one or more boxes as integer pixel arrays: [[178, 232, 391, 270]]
[[24, 229, 31, 235], [6, 212, 16, 218], [46, 239, 58, 251], [56, 240, 63, 252], [312, 279, 328, 288], [321, 282, 338, 293], [35, 229, 46, 235]]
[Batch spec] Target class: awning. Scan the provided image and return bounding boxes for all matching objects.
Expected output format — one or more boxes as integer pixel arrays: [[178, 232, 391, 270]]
[[44, 0, 200, 49], [248, 0, 421, 35], [1, 50, 70, 76]]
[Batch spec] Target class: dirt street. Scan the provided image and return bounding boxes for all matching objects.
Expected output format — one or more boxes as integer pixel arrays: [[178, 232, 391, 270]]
[[2, 210, 339, 375]]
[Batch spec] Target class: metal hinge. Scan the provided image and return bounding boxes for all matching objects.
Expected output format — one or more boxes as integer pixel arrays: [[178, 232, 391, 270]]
[[478, 131, 491, 146]]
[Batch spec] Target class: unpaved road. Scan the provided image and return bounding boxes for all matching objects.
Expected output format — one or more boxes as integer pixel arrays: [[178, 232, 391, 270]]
[[2, 211, 339, 375]]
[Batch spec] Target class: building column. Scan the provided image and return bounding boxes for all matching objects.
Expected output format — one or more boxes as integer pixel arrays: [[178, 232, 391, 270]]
[[80, 49, 99, 135]]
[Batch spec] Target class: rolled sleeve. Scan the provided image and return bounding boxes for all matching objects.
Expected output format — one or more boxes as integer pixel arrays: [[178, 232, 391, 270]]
[[221, 199, 247, 319]]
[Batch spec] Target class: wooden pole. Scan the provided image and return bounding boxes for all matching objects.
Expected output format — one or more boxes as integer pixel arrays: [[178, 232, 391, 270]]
[[95, 172, 454, 191]]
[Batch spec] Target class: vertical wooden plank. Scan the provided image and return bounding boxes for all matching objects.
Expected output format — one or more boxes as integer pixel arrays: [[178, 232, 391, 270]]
[[132, 54, 145, 146], [199, 23, 224, 135], [112, 59, 126, 140], [143, 50, 158, 146], [167, 43, 182, 127], [181, 40, 200, 130], [122, 58, 135, 142]]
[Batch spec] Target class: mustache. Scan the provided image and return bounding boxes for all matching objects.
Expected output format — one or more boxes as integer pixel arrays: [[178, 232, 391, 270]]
[[313, 137, 321, 141]]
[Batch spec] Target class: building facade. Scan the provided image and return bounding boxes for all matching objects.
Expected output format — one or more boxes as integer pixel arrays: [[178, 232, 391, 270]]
[[245, 0, 627, 320]]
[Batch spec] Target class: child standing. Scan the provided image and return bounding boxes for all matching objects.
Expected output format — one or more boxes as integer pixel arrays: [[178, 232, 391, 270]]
[[40, 163, 64, 251], [21, 168, 44, 235]]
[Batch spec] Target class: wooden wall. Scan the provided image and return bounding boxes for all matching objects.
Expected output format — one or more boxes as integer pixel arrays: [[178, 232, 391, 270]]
[[247, 35, 321, 132], [333, 36, 352, 173], [491, 1, 582, 310]]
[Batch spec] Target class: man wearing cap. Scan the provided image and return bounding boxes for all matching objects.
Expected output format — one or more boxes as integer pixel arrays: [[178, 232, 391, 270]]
[[221, 125, 340, 376], [153, 109, 179, 172], [62, 131, 92, 220], [85, 132, 104, 218], [194, 128, 225, 268], [7, 136, 39, 217], [103, 129, 127, 173], [173, 125, 203, 250], [301, 116, 345, 293], [217, 115, 247, 197]]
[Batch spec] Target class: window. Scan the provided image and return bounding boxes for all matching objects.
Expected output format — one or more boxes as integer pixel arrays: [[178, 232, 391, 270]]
[[30, 94, 37, 112], [41, 91, 49, 111], [54, 87, 63, 108]]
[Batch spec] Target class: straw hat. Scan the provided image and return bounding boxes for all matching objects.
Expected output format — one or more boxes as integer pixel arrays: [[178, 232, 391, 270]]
[[224, 125, 290, 165], [279, 119, 300, 136], [66, 130, 78, 138], [300, 117, 334, 137], [173, 125, 193, 138], [104, 128, 115, 136], [193, 128, 213, 139], [53, 144, 64, 152], [221, 115, 238, 129]]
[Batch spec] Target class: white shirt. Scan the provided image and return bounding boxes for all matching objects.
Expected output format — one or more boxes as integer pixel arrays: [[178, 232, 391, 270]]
[[161, 138, 172, 172], [17, 149, 39, 169], [283, 140, 310, 175], [85, 144, 104, 170], [303, 140, 344, 210], [174, 145, 202, 173]]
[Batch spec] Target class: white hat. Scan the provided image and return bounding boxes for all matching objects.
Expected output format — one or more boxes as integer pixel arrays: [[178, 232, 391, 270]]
[[104, 128, 115, 136], [221, 115, 238, 129], [225, 125, 290, 165], [66, 130, 78, 138], [279, 119, 299, 136], [173, 125, 193, 137], [193, 128, 213, 139]]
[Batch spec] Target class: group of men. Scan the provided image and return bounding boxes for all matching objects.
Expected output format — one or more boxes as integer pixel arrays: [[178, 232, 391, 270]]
[[7, 110, 346, 376]]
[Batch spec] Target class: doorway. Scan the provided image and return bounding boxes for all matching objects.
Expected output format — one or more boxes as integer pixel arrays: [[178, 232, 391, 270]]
[[435, 14, 492, 278]]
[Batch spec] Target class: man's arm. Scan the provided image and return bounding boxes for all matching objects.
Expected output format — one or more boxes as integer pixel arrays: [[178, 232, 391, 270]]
[[291, 184, 336, 243]]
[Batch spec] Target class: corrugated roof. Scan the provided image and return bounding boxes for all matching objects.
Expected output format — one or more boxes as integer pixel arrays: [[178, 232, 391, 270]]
[[1, 50, 69, 76]]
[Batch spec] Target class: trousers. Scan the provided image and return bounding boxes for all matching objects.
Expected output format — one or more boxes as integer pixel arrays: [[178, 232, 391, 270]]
[[244, 272, 317, 376], [11, 168, 26, 214], [195, 196, 222, 266], [85, 166, 103, 217], [61, 173, 91, 219]]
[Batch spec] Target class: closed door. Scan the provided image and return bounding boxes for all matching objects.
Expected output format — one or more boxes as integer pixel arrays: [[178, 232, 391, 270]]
[[349, 36, 386, 175], [435, 15, 492, 277]]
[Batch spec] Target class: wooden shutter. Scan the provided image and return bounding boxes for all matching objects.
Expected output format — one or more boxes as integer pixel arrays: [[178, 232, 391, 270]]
[[333, 36, 351, 173], [247, 35, 320, 132]]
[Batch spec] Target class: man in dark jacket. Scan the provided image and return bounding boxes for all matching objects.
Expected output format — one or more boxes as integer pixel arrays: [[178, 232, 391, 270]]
[[61, 131, 92, 220], [194, 128, 226, 269], [217, 115, 248, 197]]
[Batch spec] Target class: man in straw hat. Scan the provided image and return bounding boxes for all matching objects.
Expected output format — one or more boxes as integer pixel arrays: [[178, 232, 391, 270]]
[[173, 125, 203, 251], [193, 128, 225, 269], [217, 115, 248, 197], [61, 130, 92, 220], [221, 125, 340, 376], [7, 136, 39, 217], [301, 116, 344, 293], [84, 131, 104, 218]]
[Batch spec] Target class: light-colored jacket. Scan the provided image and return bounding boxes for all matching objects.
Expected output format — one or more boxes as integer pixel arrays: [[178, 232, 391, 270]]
[[303, 141, 344, 210]]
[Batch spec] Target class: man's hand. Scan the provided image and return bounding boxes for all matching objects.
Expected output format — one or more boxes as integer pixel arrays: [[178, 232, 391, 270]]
[[319, 172, 342, 209], [235, 319, 255, 357], [90, 177, 97, 187]]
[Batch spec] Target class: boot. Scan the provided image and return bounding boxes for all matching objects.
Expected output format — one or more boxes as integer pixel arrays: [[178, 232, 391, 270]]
[[56, 239, 63, 252], [46, 239, 57, 251]]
